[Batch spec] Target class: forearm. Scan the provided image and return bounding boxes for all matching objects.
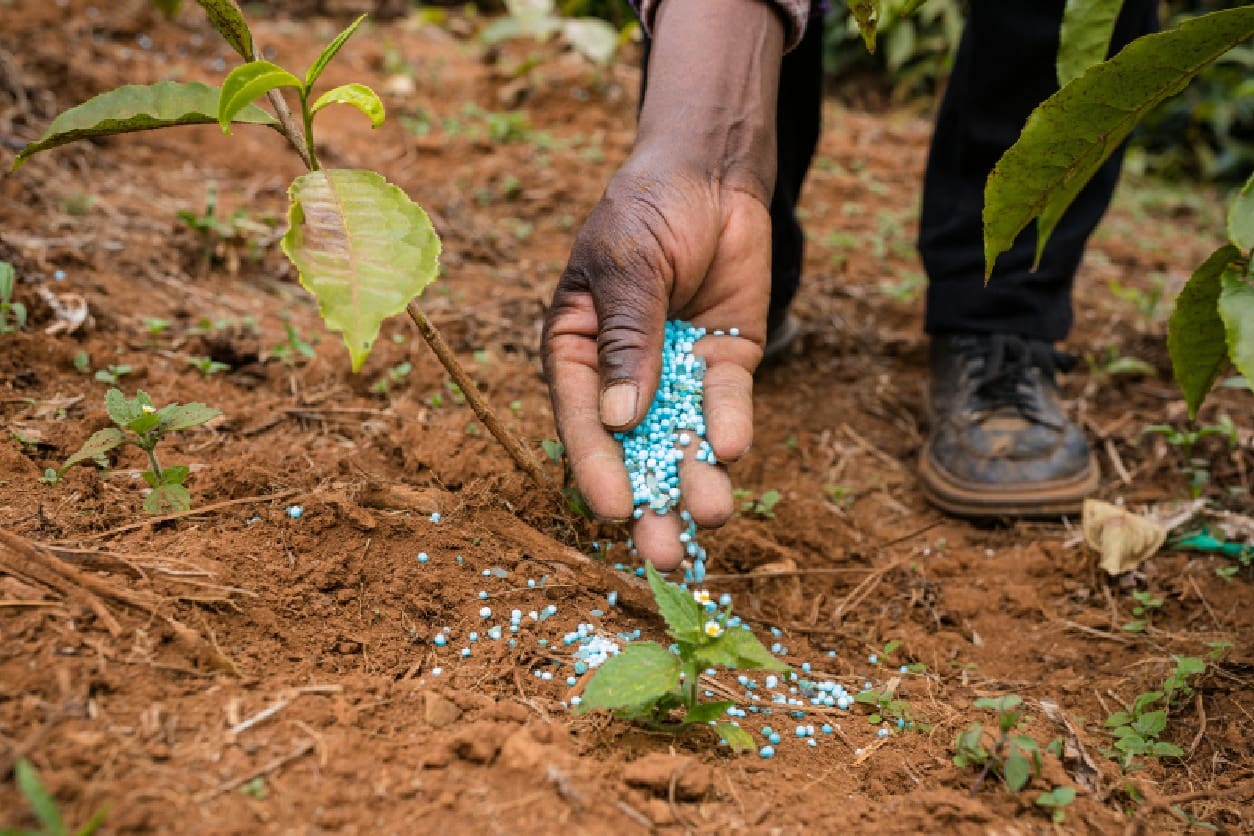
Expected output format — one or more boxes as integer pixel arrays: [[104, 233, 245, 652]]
[[634, 0, 785, 203]]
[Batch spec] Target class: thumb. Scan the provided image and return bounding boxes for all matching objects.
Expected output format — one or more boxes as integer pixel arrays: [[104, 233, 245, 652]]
[[566, 203, 671, 431]]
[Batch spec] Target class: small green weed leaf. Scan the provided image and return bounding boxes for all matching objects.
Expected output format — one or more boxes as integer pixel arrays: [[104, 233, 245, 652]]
[[62, 428, 126, 470], [142, 470, 159, 489], [281, 169, 440, 372], [1057, 0, 1123, 85], [984, 6, 1254, 278], [75, 806, 109, 836], [575, 641, 680, 714], [144, 483, 192, 514], [714, 722, 756, 753], [1169, 245, 1240, 418], [645, 562, 704, 644], [1012, 734, 1040, 753], [1114, 733, 1148, 754], [1105, 710, 1132, 728], [103, 389, 134, 426], [160, 465, 191, 486], [14, 759, 64, 836], [305, 13, 368, 89], [1004, 750, 1032, 792], [195, 0, 255, 60], [157, 402, 221, 432], [218, 61, 303, 133], [1151, 741, 1184, 758], [682, 700, 733, 725], [1133, 691, 1163, 713], [1174, 657, 1206, 677], [310, 83, 385, 128], [849, 1, 878, 52], [695, 625, 789, 673], [1133, 710, 1167, 737], [1219, 266, 1254, 385], [12, 82, 276, 170], [1228, 171, 1254, 251], [541, 439, 564, 462]]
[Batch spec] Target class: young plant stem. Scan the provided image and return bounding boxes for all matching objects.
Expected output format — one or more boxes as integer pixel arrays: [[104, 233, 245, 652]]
[[406, 302, 559, 497], [266, 89, 314, 170], [298, 93, 321, 171], [144, 444, 164, 483]]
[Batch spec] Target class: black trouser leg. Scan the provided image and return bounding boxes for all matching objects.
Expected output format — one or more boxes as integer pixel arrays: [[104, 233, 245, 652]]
[[919, 0, 1158, 342], [639, 21, 824, 322]]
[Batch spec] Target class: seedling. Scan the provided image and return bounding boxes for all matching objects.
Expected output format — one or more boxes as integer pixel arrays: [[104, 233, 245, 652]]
[[1143, 416, 1237, 497], [576, 564, 787, 752], [735, 488, 782, 519], [822, 483, 856, 508], [953, 695, 1043, 794], [1101, 657, 1205, 771], [93, 365, 134, 385], [1121, 589, 1164, 633], [1035, 786, 1077, 824], [55, 389, 220, 514], [0, 261, 26, 335], [854, 684, 925, 732], [177, 182, 274, 274], [187, 356, 231, 377], [6, 758, 107, 836], [370, 361, 412, 394], [72, 352, 91, 374], [142, 317, 172, 338], [270, 319, 316, 365]]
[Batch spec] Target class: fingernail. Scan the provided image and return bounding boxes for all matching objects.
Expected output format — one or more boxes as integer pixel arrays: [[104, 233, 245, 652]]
[[600, 382, 638, 428]]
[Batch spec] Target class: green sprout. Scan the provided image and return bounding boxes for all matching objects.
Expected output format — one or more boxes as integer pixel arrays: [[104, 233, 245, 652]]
[[187, 356, 231, 378], [55, 389, 220, 514], [576, 564, 787, 752], [1121, 589, 1164, 633], [6, 759, 107, 836], [953, 695, 1045, 794], [370, 360, 412, 394], [0, 261, 26, 335], [93, 365, 133, 385]]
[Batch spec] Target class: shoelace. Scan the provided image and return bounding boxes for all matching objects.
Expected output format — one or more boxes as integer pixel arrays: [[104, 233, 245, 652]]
[[959, 334, 1075, 428]]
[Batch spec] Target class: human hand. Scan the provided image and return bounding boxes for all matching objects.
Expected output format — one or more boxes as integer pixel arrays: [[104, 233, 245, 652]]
[[541, 0, 783, 570]]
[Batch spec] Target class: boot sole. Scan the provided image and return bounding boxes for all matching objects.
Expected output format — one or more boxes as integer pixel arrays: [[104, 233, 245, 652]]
[[917, 439, 1100, 519]]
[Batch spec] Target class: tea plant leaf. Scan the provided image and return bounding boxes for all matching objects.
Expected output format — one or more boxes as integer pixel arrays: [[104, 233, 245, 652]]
[[682, 701, 733, 725], [849, 1, 878, 52], [644, 563, 704, 643], [157, 402, 222, 432], [12, 82, 276, 170], [1168, 245, 1240, 419], [1229, 171, 1254, 251], [14, 760, 64, 836], [1219, 265, 1254, 385], [281, 169, 440, 371], [714, 722, 756, 753], [575, 641, 680, 713], [195, 0, 255, 60], [695, 625, 789, 673], [63, 428, 127, 470], [310, 83, 385, 128], [1057, 0, 1123, 85], [984, 6, 1254, 279], [305, 13, 368, 89], [218, 61, 303, 133]]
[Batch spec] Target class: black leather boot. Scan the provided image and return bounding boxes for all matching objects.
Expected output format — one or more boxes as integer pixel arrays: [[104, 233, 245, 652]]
[[919, 334, 1098, 518]]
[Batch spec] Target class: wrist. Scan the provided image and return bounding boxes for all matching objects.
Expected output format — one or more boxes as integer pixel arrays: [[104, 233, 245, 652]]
[[636, 0, 784, 203]]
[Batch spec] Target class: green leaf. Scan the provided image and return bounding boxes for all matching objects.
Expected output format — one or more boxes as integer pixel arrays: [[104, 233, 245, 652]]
[[103, 389, 134, 427], [682, 701, 733, 725], [143, 483, 192, 514], [1220, 265, 1254, 385], [715, 722, 756, 753], [218, 61, 303, 133], [1105, 711, 1132, 728], [540, 439, 564, 462], [305, 13, 368, 89], [984, 6, 1254, 279], [1174, 657, 1206, 677], [310, 83, 385, 128], [1036, 786, 1077, 808], [644, 562, 705, 644], [575, 641, 680, 714], [1168, 245, 1240, 419], [12, 82, 276, 170], [694, 625, 789, 673], [62, 428, 126, 470], [281, 169, 441, 372], [195, 0, 255, 60], [1004, 751, 1031, 793], [1150, 741, 1184, 758], [160, 465, 191, 486], [1114, 733, 1148, 754], [561, 18, 618, 65], [1133, 710, 1167, 737], [74, 807, 109, 836], [850, 1, 879, 52], [14, 760, 64, 836], [1229, 172, 1254, 251], [1057, 0, 1123, 86], [157, 402, 222, 432]]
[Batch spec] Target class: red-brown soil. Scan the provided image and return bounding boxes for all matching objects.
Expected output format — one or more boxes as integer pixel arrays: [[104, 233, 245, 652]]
[[1, 3, 1251, 833]]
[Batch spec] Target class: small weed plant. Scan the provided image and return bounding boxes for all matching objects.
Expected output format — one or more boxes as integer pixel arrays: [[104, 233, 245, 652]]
[[1122, 589, 1164, 633], [576, 564, 787, 752], [1102, 657, 1205, 772], [93, 365, 133, 386], [1143, 416, 1237, 497], [0, 261, 26, 335], [734, 488, 782, 519], [2, 758, 107, 836], [53, 390, 220, 513], [187, 356, 230, 377], [953, 696, 1056, 794]]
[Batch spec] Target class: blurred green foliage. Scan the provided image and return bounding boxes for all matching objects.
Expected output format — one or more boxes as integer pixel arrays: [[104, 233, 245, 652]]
[[822, 0, 964, 101]]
